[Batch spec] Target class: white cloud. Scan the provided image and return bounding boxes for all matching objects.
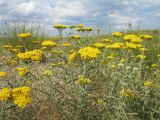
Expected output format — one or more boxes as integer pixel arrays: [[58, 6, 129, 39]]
[[107, 11, 140, 30], [14, 1, 35, 15], [107, 11, 139, 25]]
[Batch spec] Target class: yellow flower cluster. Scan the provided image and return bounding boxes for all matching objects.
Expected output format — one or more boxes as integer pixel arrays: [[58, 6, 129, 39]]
[[2, 45, 12, 49], [17, 33, 32, 38], [71, 35, 81, 39], [77, 24, 85, 28], [0, 86, 31, 108], [144, 81, 155, 87], [54, 24, 67, 29], [75, 76, 92, 85], [120, 88, 135, 98], [63, 43, 72, 47], [106, 42, 124, 49], [42, 70, 53, 76], [136, 55, 146, 60], [140, 35, 153, 40], [101, 39, 113, 43], [17, 49, 44, 61], [42, 40, 57, 47], [94, 43, 106, 48], [124, 34, 142, 43], [112, 32, 122, 37], [125, 42, 142, 49], [78, 47, 101, 60], [68, 52, 77, 63], [68, 25, 77, 29], [77, 27, 92, 32], [0, 71, 8, 77], [15, 67, 29, 76], [0, 88, 10, 100]]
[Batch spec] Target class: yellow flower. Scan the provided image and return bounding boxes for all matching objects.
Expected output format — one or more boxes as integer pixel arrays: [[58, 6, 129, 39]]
[[124, 34, 142, 43], [7, 58, 18, 65], [101, 39, 113, 43], [107, 55, 114, 60], [68, 52, 77, 63], [157, 54, 160, 58], [83, 27, 93, 32], [17, 50, 44, 61], [106, 42, 124, 49], [139, 47, 148, 52], [151, 64, 158, 67], [140, 35, 153, 40], [54, 24, 67, 29], [71, 35, 81, 39], [13, 95, 32, 108], [97, 99, 105, 105], [120, 58, 126, 63], [15, 67, 29, 76], [62, 43, 72, 47], [0, 86, 32, 109], [10, 48, 19, 53], [12, 86, 32, 108], [42, 40, 57, 47], [17, 33, 32, 38], [94, 43, 106, 48], [52, 62, 65, 67], [2, 45, 12, 49], [111, 64, 116, 69], [120, 88, 135, 98], [0, 71, 8, 77], [125, 42, 142, 49], [78, 47, 101, 60], [75, 76, 92, 85], [136, 55, 146, 60], [68, 25, 77, 29], [0, 88, 10, 100], [144, 81, 155, 87], [15, 45, 23, 48], [112, 32, 122, 37], [42, 70, 53, 76], [77, 24, 85, 28]]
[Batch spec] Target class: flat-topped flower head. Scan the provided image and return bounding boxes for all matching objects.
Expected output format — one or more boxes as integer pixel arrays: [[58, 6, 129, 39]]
[[54, 24, 67, 29], [77, 24, 85, 28], [136, 55, 146, 60], [15, 67, 29, 76], [42, 40, 57, 47], [17, 33, 32, 38], [71, 35, 81, 39], [0, 71, 8, 77], [0, 86, 32, 108], [140, 35, 153, 40], [0, 88, 10, 100], [112, 32, 122, 37], [101, 39, 113, 43], [94, 43, 106, 48], [17, 49, 44, 61], [68, 52, 77, 63], [78, 47, 101, 60], [2, 45, 12, 49], [75, 76, 92, 85], [125, 42, 142, 49], [12, 86, 32, 108], [83, 27, 93, 32], [124, 34, 142, 43], [68, 25, 77, 29], [62, 43, 72, 47], [120, 88, 135, 98], [106, 42, 124, 49]]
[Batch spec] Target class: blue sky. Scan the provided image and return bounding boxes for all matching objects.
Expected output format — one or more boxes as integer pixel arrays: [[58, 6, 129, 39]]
[[0, 0, 160, 34]]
